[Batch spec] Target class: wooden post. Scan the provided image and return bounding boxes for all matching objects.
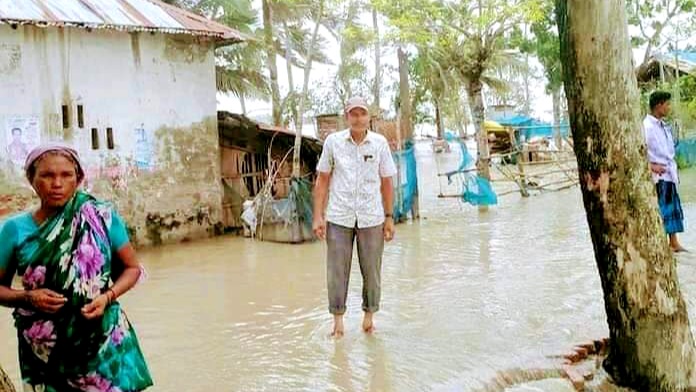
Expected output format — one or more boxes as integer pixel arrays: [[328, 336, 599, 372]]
[[511, 128, 530, 197]]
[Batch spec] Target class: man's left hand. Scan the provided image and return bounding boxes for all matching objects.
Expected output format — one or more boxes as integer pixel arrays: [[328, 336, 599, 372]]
[[384, 218, 395, 242]]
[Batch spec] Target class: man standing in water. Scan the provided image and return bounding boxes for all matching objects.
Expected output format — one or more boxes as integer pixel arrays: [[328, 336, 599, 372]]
[[313, 96, 397, 337], [644, 91, 687, 252]]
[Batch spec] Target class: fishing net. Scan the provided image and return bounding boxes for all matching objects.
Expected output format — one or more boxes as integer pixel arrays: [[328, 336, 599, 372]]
[[393, 142, 419, 221], [443, 134, 498, 206]]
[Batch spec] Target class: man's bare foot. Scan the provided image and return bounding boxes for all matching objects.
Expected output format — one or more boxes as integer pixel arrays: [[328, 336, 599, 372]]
[[362, 312, 374, 334], [331, 315, 345, 338], [672, 245, 688, 253]]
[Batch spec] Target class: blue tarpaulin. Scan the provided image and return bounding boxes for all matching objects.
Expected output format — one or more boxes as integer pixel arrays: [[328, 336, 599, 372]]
[[491, 115, 570, 142]]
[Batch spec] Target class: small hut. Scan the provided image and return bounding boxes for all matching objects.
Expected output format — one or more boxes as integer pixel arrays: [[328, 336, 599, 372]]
[[218, 111, 321, 241], [636, 51, 696, 85]]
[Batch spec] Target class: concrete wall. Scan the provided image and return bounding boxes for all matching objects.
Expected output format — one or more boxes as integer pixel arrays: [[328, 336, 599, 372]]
[[0, 25, 223, 246]]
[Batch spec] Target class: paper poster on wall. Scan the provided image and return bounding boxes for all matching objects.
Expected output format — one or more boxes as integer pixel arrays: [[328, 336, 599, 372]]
[[6, 115, 40, 167], [134, 124, 152, 170]]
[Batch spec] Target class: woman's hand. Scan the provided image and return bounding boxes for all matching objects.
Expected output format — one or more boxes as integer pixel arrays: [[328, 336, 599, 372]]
[[81, 294, 110, 320], [27, 289, 67, 314]]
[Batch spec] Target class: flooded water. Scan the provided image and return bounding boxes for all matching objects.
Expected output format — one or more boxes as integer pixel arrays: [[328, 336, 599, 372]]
[[2, 140, 696, 391]]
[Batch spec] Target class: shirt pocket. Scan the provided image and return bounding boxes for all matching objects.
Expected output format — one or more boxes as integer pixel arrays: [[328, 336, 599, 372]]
[[359, 150, 381, 195], [360, 149, 380, 175]]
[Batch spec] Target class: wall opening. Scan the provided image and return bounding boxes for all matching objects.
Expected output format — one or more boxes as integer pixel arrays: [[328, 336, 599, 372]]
[[241, 152, 267, 197], [107, 127, 114, 149], [61, 105, 70, 129], [91, 128, 99, 150], [77, 105, 84, 128]]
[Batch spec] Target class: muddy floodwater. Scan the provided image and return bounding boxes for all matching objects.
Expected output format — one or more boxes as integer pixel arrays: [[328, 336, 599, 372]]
[[3, 141, 696, 391]]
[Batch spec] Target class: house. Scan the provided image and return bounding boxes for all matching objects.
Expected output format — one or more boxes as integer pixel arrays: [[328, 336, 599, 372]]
[[0, 0, 243, 246]]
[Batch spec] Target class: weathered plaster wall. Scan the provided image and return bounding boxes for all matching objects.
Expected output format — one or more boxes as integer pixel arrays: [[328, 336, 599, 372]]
[[0, 25, 223, 246]]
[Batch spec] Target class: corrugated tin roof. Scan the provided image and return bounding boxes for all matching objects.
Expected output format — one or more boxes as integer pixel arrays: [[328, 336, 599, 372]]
[[0, 0, 244, 43]]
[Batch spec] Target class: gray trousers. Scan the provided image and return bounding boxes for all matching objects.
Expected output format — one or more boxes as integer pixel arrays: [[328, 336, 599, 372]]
[[326, 222, 384, 315]]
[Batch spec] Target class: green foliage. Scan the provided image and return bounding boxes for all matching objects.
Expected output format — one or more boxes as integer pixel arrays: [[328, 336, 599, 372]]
[[626, 0, 696, 63]]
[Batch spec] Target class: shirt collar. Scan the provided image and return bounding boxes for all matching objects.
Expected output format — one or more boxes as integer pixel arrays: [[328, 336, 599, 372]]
[[344, 129, 373, 144], [647, 114, 665, 126]]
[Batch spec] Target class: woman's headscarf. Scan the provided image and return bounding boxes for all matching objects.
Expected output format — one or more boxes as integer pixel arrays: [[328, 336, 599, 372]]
[[24, 143, 85, 183]]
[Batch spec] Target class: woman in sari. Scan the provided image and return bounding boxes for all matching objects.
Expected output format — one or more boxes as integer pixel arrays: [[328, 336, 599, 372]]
[[0, 144, 153, 392]]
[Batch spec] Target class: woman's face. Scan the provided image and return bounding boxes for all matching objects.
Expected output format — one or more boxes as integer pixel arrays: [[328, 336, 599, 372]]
[[31, 154, 80, 208]]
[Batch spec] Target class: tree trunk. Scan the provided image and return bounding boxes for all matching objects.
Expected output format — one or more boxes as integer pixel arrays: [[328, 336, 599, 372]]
[[337, 1, 359, 105], [397, 46, 412, 143], [338, 39, 352, 103], [291, 1, 324, 178], [240, 94, 247, 116], [262, 0, 282, 126], [523, 50, 531, 116], [0, 365, 15, 392], [372, 7, 381, 112], [283, 21, 298, 127], [435, 99, 444, 139], [466, 78, 490, 180], [557, 1, 695, 390], [552, 87, 562, 150]]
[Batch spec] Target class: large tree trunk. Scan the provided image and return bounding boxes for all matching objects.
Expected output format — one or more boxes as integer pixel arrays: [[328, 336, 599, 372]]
[[552, 87, 562, 150], [0, 365, 15, 392], [397, 46, 412, 142], [291, 1, 324, 178], [466, 78, 490, 180], [372, 7, 381, 112], [262, 0, 282, 126], [557, 1, 695, 390]]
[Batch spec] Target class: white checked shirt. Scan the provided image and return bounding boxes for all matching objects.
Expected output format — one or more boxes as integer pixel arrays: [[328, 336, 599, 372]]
[[317, 129, 397, 229], [644, 114, 678, 184]]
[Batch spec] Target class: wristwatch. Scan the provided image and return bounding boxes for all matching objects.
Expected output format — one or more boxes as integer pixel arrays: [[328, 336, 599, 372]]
[[385, 213, 393, 219]]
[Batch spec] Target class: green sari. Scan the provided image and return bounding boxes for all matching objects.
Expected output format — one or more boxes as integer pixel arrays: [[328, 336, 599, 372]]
[[13, 191, 153, 392]]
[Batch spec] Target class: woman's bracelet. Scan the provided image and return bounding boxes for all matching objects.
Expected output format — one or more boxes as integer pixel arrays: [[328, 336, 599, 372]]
[[106, 288, 116, 304]]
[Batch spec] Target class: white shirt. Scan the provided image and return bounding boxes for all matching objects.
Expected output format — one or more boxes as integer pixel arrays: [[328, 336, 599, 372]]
[[317, 129, 397, 229], [644, 114, 678, 184]]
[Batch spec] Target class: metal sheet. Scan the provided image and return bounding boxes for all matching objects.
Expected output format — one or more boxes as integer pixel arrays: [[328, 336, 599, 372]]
[[0, 0, 243, 42]]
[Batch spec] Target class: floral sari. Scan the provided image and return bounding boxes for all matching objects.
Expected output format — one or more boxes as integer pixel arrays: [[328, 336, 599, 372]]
[[13, 191, 153, 392]]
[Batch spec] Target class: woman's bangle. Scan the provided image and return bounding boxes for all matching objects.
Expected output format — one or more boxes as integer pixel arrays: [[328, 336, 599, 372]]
[[106, 288, 116, 304]]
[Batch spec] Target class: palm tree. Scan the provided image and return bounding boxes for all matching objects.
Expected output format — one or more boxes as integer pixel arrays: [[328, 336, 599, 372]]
[[169, 0, 270, 116], [216, 46, 270, 115], [440, 0, 542, 184]]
